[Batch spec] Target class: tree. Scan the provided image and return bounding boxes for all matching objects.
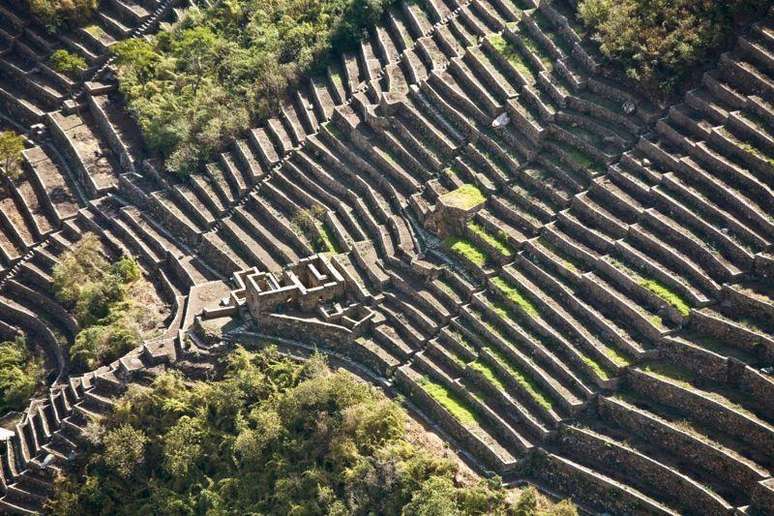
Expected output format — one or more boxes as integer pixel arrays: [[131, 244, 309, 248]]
[[110, 0, 401, 174], [0, 130, 25, 184], [102, 425, 148, 479], [47, 347, 578, 515]]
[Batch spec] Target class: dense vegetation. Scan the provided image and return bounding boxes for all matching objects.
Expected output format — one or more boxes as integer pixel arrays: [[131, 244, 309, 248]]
[[25, 0, 99, 28], [47, 346, 576, 515], [0, 130, 25, 184], [112, 0, 396, 174], [53, 234, 166, 371], [49, 49, 88, 78], [0, 336, 43, 414], [577, 0, 769, 95]]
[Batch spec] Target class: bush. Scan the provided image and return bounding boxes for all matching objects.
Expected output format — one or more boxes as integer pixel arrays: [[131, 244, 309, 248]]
[[0, 130, 25, 184], [0, 337, 43, 414], [26, 0, 100, 28], [46, 347, 577, 515], [577, 0, 769, 94], [112, 0, 398, 174], [49, 49, 88, 78], [53, 234, 165, 371]]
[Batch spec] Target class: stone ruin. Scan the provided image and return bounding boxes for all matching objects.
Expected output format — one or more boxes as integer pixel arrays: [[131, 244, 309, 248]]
[[194, 255, 377, 348]]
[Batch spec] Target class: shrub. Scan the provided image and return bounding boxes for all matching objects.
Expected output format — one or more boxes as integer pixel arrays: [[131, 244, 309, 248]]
[[0, 337, 43, 414], [26, 0, 100, 28], [577, 0, 769, 94], [53, 234, 165, 370], [49, 49, 88, 78], [0, 130, 25, 184]]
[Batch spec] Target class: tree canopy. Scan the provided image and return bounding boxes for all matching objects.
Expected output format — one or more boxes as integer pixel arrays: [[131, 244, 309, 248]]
[[111, 0, 396, 174], [47, 346, 577, 515], [577, 0, 769, 95]]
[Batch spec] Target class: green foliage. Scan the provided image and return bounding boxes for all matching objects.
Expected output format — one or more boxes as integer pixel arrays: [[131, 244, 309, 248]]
[[418, 376, 478, 425], [53, 234, 157, 370], [440, 184, 486, 210], [26, 0, 100, 28], [639, 279, 691, 317], [0, 130, 25, 183], [49, 49, 87, 78], [514, 486, 578, 516], [445, 236, 489, 268], [45, 347, 576, 515], [490, 277, 537, 316], [112, 0, 397, 174], [0, 337, 43, 414], [291, 206, 338, 253], [484, 346, 554, 411], [577, 0, 769, 94], [467, 222, 512, 258], [102, 425, 148, 479]]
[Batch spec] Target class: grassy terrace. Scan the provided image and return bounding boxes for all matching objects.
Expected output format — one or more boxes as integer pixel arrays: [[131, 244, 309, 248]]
[[470, 360, 507, 391], [317, 222, 339, 253], [490, 276, 538, 316], [445, 236, 489, 268], [419, 376, 479, 425], [566, 146, 598, 171], [608, 258, 690, 319], [639, 279, 691, 317], [467, 222, 513, 258], [489, 279, 612, 380], [642, 362, 760, 418], [440, 184, 485, 210], [487, 33, 535, 82], [485, 346, 554, 410], [521, 36, 554, 70], [602, 344, 632, 367], [446, 327, 477, 355]]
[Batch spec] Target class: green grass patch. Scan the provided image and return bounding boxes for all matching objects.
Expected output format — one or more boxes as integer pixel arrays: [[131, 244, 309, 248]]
[[445, 237, 489, 268], [639, 279, 690, 317], [602, 345, 631, 367], [581, 355, 609, 380], [83, 25, 106, 39], [487, 34, 535, 81], [317, 222, 339, 254], [440, 184, 485, 210], [485, 346, 554, 410], [643, 363, 693, 388], [567, 147, 596, 170], [467, 222, 513, 257], [434, 278, 458, 300], [419, 376, 478, 424], [490, 276, 538, 316], [446, 328, 475, 354], [470, 361, 506, 391], [521, 37, 553, 69]]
